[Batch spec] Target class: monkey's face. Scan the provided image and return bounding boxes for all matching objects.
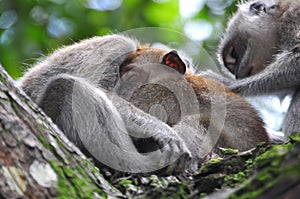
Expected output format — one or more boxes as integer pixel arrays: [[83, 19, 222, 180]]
[[116, 48, 192, 126], [118, 48, 186, 87], [219, 0, 281, 79]]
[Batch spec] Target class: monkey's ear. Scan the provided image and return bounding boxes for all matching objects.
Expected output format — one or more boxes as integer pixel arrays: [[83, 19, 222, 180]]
[[162, 50, 186, 74]]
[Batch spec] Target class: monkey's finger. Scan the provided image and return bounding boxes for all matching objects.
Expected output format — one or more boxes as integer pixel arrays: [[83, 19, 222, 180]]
[[175, 152, 192, 174], [165, 152, 191, 175], [228, 83, 244, 93], [163, 142, 192, 174]]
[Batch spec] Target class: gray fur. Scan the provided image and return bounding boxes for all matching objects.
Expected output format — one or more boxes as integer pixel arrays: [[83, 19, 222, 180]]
[[22, 35, 138, 100]]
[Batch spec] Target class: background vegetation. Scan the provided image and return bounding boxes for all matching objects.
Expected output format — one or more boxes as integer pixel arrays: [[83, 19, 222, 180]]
[[0, 0, 237, 79]]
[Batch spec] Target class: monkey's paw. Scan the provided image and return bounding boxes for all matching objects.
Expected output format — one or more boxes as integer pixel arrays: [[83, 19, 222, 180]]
[[156, 134, 192, 174], [229, 84, 242, 93], [228, 81, 252, 96]]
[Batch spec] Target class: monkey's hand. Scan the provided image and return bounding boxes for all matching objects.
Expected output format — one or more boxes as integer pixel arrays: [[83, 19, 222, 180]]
[[228, 75, 273, 96], [144, 126, 193, 175], [113, 95, 192, 174], [228, 81, 247, 94], [200, 69, 235, 86]]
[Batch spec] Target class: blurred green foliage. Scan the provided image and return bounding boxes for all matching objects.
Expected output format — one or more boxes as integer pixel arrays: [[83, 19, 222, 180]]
[[0, 0, 237, 79]]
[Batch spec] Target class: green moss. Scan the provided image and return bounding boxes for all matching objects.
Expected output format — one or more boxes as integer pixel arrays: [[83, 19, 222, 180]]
[[119, 179, 133, 187], [225, 172, 245, 183], [35, 125, 118, 198], [245, 158, 253, 167], [159, 183, 190, 199], [209, 157, 223, 164], [254, 143, 291, 168], [219, 147, 239, 155], [81, 158, 104, 178], [257, 169, 274, 182], [36, 133, 52, 150], [49, 161, 106, 199], [196, 156, 226, 174], [64, 166, 75, 178], [229, 178, 265, 199], [289, 132, 300, 143], [52, 133, 71, 163], [229, 137, 300, 199], [79, 159, 121, 195], [176, 183, 191, 199], [49, 161, 77, 198], [197, 164, 209, 174]]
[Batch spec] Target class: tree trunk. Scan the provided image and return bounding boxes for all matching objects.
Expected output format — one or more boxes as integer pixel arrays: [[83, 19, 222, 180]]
[[0, 64, 299, 199], [0, 65, 123, 198]]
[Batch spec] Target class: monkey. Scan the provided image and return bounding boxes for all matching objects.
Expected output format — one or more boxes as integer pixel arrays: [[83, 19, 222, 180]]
[[118, 47, 269, 152], [202, 0, 300, 140], [21, 35, 192, 174], [21, 34, 269, 175]]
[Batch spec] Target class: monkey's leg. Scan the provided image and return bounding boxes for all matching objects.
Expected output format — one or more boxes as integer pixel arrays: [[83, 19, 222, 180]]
[[36, 74, 156, 173], [283, 89, 300, 139], [37, 74, 191, 174], [229, 51, 300, 96]]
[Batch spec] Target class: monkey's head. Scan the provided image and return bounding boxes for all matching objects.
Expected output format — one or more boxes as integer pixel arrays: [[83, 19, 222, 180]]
[[119, 48, 186, 78], [116, 48, 195, 126], [219, 0, 284, 79]]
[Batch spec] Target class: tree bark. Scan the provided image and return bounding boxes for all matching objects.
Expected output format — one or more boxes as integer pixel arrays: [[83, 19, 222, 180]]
[[0, 65, 123, 198], [0, 64, 299, 199]]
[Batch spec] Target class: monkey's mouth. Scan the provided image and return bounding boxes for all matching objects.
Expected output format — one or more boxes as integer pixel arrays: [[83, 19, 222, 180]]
[[222, 41, 249, 79]]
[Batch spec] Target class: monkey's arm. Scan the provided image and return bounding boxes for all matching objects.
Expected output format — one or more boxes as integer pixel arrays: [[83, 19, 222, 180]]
[[37, 74, 191, 174], [113, 96, 191, 173], [229, 50, 300, 96], [36, 74, 151, 172]]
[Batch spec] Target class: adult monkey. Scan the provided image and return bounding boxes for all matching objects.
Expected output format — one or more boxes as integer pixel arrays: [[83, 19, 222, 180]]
[[204, 0, 300, 140], [21, 35, 269, 174]]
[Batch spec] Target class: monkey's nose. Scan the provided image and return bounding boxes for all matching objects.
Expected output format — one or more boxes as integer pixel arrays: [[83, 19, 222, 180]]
[[250, 2, 266, 14]]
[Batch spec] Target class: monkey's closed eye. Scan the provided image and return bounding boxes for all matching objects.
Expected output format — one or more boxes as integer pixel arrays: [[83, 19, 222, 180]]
[[250, 2, 278, 15], [119, 63, 149, 85], [162, 50, 186, 75], [223, 46, 238, 74], [222, 37, 247, 75], [250, 2, 266, 14]]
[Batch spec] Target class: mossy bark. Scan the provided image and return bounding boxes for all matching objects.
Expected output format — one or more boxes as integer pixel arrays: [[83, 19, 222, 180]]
[[0, 65, 122, 198]]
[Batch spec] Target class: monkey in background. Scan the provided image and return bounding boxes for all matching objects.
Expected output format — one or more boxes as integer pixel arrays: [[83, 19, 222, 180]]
[[21, 34, 269, 175], [203, 0, 300, 140]]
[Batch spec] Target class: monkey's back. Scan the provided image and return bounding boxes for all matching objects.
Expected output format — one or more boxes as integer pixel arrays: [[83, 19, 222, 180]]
[[184, 69, 269, 151], [21, 35, 138, 102]]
